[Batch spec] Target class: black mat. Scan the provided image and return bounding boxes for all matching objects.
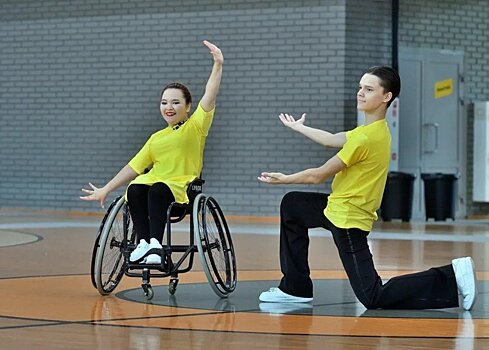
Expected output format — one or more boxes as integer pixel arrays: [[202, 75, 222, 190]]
[[116, 279, 488, 319]]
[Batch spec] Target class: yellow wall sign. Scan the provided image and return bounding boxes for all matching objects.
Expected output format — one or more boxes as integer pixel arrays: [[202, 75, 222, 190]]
[[434, 78, 453, 99]]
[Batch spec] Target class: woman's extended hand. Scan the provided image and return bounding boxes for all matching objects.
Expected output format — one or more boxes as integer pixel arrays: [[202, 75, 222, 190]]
[[203, 40, 223, 65], [279, 113, 306, 131], [80, 182, 109, 209], [257, 172, 287, 184]]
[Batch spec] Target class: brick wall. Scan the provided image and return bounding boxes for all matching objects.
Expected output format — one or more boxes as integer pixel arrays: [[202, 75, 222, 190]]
[[2, 0, 488, 217], [0, 0, 349, 216], [344, 0, 392, 128]]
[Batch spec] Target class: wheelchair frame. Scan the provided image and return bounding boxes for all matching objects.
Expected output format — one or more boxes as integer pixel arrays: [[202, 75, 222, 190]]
[[90, 180, 237, 300]]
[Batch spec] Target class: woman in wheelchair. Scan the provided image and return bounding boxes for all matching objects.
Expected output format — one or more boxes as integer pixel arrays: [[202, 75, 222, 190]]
[[80, 40, 223, 265]]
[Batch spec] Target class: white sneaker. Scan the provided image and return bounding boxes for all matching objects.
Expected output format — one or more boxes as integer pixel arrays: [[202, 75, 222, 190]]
[[259, 287, 313, 303], [144, 238, 162, 264], [129, 239, 149, 262], [452, 257, 477, 310], [259, 302, 313, 314], [145, 254, 161, 264]]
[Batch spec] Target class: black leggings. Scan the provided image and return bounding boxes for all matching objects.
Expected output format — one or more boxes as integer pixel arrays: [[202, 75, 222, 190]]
[[278, 191, 459, 309], [126, 183, 176, 243]]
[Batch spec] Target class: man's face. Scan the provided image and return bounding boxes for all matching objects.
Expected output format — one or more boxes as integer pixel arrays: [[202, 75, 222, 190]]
[[357, 73, 392, 113]]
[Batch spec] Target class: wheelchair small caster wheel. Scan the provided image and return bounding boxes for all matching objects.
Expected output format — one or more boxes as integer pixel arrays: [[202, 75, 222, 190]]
[[169, 278, 179, 295], [142, 284, 154, 300]]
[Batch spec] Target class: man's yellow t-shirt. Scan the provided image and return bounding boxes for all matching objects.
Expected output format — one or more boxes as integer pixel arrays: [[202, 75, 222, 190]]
[[127, 102, 214, 203], [324, 119, 391, 231]]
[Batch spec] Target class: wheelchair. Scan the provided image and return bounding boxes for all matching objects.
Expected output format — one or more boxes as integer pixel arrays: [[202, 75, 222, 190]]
[[90, 179, 237, 300]]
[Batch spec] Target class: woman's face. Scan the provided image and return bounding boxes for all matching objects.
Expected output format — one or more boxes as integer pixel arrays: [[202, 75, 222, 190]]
[[160, 88, 191, 126]]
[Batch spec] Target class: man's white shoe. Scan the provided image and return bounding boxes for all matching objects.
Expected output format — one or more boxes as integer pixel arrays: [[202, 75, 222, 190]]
[[259, 302, 313, 314], [452, 257, 477, 310], [144, 238, 163, 264], [129, 239, 149, 262], [259, 287, 313, 303]]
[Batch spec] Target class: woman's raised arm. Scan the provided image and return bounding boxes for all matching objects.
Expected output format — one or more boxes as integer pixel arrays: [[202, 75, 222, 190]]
[[200, 40, 223, 112]]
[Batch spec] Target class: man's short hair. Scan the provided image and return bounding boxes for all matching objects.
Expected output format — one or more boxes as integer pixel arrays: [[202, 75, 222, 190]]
[[365, 66, 401, 108]]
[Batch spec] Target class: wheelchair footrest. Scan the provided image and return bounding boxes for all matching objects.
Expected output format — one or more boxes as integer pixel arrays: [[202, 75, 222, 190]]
[[127, 250, 170, 272], [165, 245, 199, 253]]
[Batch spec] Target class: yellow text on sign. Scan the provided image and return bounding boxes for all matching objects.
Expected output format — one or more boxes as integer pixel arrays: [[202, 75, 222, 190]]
[[434, 78, 453, 99]]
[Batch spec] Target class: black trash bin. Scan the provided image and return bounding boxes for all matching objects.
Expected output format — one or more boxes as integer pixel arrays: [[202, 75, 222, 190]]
[[380, 171, 416, 222], [421, 173, 458, 221]]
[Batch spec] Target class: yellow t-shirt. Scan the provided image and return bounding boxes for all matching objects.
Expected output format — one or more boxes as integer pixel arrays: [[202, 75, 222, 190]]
[[127, 102, 214, 203], [324, 119, 391, 231]]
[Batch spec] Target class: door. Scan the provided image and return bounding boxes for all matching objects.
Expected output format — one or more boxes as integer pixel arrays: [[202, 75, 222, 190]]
[[398, 48, 466, 220], [422, 59, 461, 173]]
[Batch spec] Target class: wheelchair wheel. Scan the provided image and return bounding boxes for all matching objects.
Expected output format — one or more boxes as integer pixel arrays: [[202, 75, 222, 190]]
[[194, 194, 237, 298], [93, 196, 134, 295], [90, 194, 124, 288], [90, 232, 100, 289], [90, 195, 122, 289]]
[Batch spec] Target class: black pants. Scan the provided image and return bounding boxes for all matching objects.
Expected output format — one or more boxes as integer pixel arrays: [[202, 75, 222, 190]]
[[126, 183, 177, 243], [278, 191, 459, 309]]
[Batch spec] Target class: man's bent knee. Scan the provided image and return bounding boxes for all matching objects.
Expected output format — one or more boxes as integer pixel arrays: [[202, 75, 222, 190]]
[[280, 191, 304, 209]]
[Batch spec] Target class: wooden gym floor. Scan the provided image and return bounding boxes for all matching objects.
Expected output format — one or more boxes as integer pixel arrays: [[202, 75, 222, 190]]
[[0, 208, 488, 349]]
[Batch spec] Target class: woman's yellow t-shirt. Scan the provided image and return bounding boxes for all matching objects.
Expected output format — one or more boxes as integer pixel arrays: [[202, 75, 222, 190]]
[[127, 102, 214, 203], [324, 119, 391, 231]]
